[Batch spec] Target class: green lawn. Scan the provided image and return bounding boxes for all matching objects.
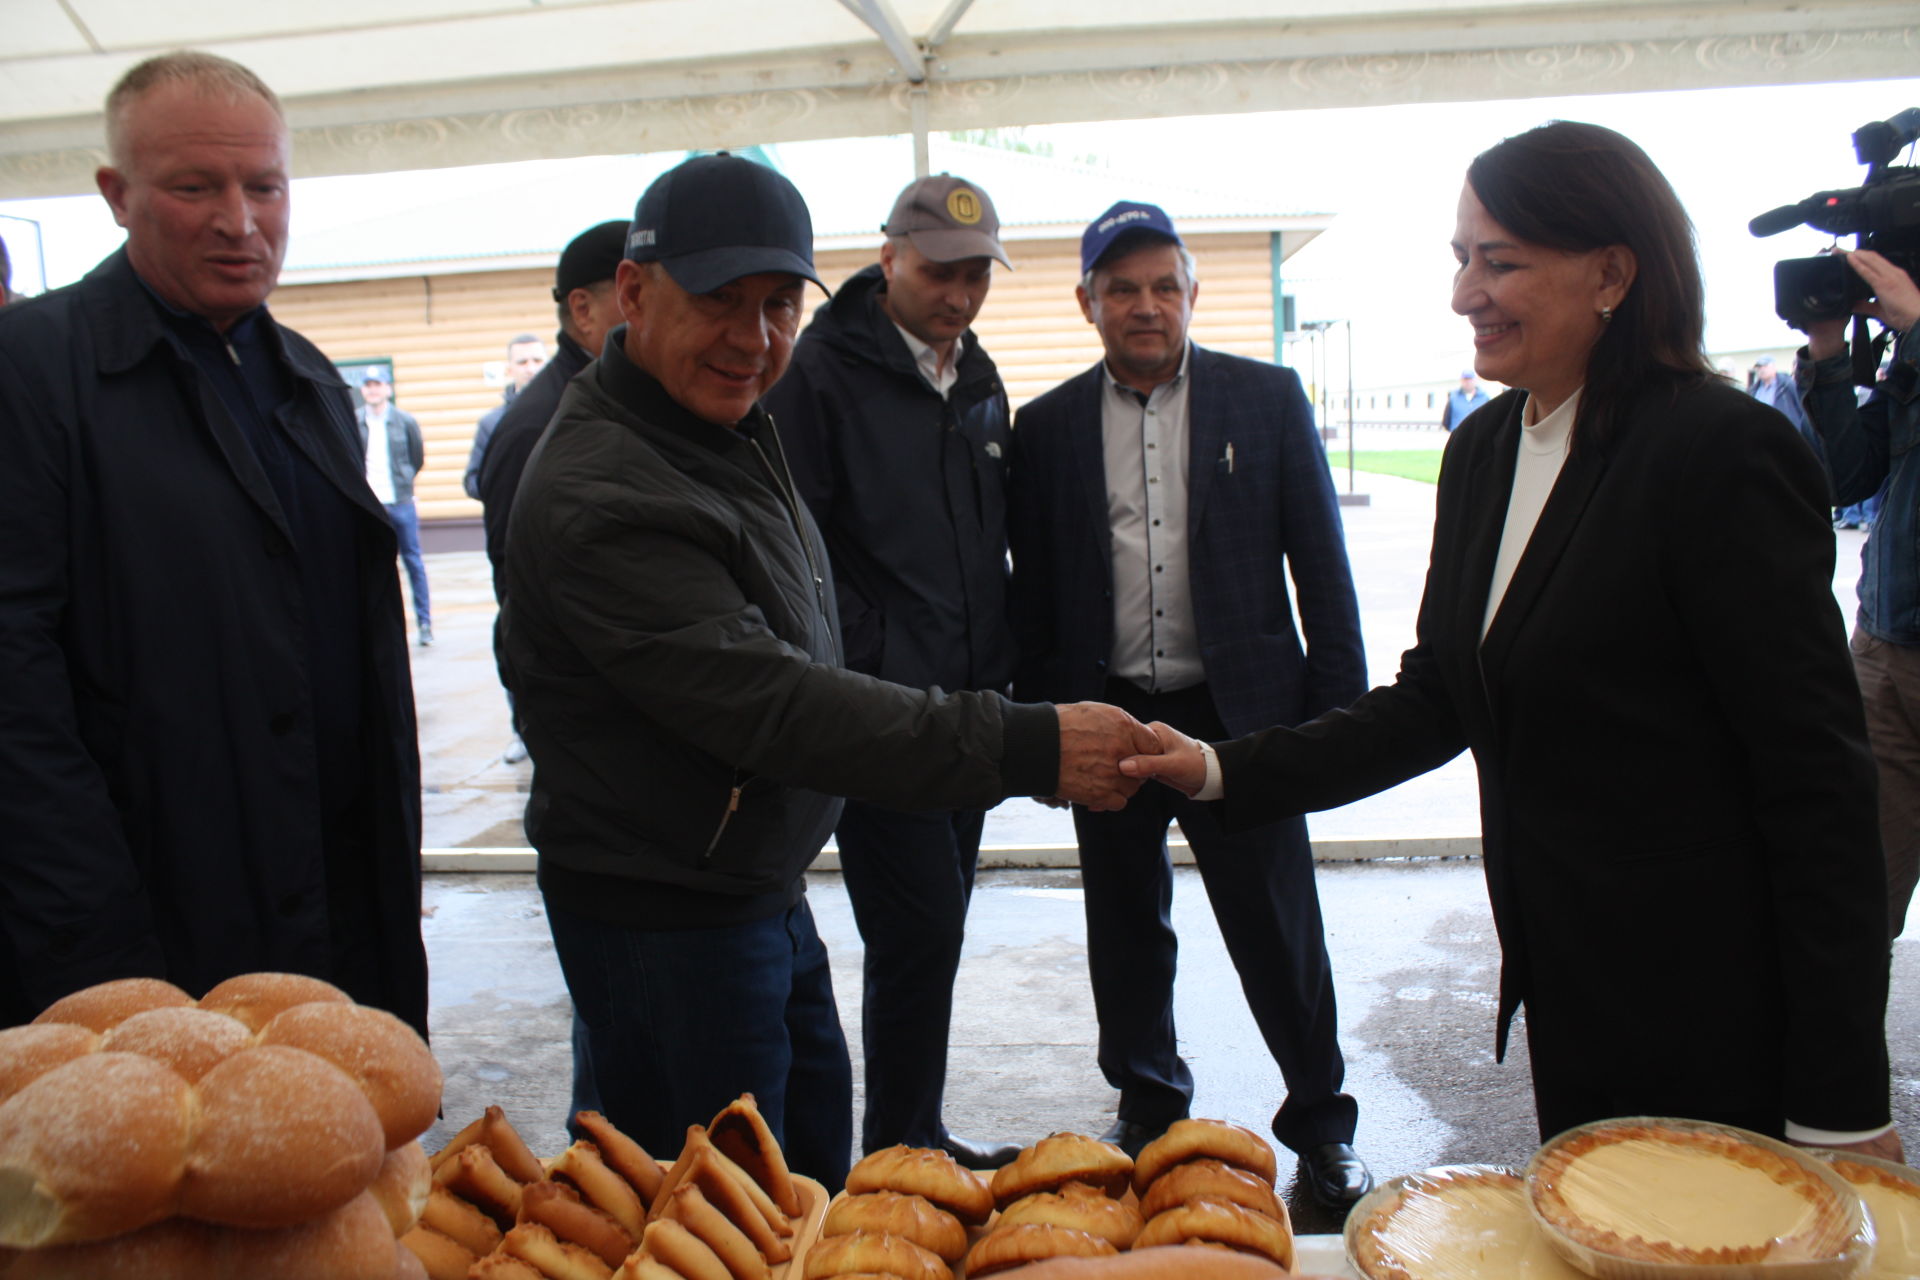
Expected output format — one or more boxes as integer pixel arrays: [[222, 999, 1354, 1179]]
[[1324, 449, 1443, 485]]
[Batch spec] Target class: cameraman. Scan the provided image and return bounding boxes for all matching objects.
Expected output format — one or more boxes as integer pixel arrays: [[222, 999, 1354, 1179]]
[[1798, 246, 1920, 942]]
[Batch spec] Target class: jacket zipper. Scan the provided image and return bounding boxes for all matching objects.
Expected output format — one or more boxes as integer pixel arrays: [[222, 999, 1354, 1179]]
[[702, 778, 746, 861], [751, 419, 840, 664]]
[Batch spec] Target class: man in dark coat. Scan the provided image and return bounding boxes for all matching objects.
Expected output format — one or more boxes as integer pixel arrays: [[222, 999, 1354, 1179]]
[[1007, 202, 1372, 1208], [762, 175, 1021, 1168], [0, 51, 428, 1035]]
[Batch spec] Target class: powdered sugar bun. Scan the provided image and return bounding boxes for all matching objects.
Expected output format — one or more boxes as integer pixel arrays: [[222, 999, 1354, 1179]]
[[32, 978, 193, 1033], [256, 1002, 442, 1149], [0, 1052, 194, 1246], [196, 972, 351, 1032], [179, 1045, 385, 1229], [98, 1007, 251, 1083], [0, 1026, 99, 1104]]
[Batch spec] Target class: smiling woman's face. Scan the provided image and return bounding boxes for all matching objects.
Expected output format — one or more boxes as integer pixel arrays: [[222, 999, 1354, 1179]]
[[1450, 182, 1616, 418]]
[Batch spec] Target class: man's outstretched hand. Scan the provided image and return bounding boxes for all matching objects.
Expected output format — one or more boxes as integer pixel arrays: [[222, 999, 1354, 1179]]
[[1054, 703, 1162, 811], [1119, 720, 1209, 796]]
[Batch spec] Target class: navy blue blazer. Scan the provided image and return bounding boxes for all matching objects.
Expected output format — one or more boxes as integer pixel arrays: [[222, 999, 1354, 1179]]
[[1007, 345, 1365, 737]]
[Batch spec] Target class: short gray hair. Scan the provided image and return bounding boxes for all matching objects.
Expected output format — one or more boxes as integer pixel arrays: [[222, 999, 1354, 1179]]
[[1079, 242, 1199, 298], [106, 51, 283, 169]]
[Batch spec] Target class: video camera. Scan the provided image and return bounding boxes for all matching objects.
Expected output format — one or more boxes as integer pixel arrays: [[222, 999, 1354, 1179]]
[[1750, 108, 1920, 332]]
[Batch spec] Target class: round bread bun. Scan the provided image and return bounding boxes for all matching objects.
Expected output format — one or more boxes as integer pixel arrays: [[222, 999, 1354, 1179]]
[[1133, 1199, 1294, 1271], [196, 972, 351, 1032], [1131, 1120, 1276, 1194], [822, 1190, 967, 1263], [392, 1239, 429, 1280], [179, 1045, 386, 1229], [256, 1002, 442, 1150], [966, 1223, 1118, 1278], [368, 1142, 431, 1237], [0, 1052, 194, 1247], [801, 1228, 949, 1280], [98, 1007, 251, 1083], [998, 1181, 1143, 1248], [1136, 1159, 1286, 1224], [972, 1244, 1292, 1279], [992, 1133, 1133, 1208], [31, 978, 194, 1033], [4, 1216, 211, 1279], [0, 1026, 99, 1105], [844, 1145, 994, 1226]]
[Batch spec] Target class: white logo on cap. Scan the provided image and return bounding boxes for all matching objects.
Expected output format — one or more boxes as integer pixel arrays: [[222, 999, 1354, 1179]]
[[628, 229, 657, 248], [1096, 209, 1154, 234]]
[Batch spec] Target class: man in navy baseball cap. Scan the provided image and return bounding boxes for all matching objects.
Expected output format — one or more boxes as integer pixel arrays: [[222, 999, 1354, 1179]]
[[625, 151, 824, 296], [1080, 199, 1184, 277]]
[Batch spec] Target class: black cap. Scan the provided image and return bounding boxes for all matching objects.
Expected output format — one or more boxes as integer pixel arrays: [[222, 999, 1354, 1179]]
[[625, 153, 823, 294], [553, 220, 630, 301]]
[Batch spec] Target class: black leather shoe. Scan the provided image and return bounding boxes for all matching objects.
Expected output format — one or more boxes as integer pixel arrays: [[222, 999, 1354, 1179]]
[[1297, 1142, 1373, 1210], [1098, 1117, 1174, 1160], [938, 1132, 1023, 1170]]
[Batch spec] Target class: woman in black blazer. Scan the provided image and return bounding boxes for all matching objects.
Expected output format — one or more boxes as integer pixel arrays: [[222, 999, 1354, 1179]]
[[1126, 121, 1901, 1162]]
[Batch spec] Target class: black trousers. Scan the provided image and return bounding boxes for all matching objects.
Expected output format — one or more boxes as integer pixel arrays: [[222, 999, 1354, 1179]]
[[836, 799, 987, 1153], [1073, 680, 1357, 1154]]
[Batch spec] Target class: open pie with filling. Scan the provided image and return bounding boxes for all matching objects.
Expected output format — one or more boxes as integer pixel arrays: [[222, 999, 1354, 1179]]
[[1349, 1167, 1586, 1280], [1825, 1157, 1920, 1279], [1529, 1121, 1857, 1267]]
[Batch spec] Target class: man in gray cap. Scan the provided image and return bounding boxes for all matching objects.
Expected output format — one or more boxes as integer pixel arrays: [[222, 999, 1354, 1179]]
[[763, 174, 1021, 1168], [499, 153, 1159, 1188]]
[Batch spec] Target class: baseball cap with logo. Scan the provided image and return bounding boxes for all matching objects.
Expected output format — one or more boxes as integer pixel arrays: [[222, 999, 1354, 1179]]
[[625, 153, 824, 294], [882, 175, 1011, 267], [1080, 200, 1183, 276]]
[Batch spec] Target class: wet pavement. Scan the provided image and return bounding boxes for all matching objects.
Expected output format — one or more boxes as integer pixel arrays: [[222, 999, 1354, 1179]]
[[401, 439, 1911, 1237]]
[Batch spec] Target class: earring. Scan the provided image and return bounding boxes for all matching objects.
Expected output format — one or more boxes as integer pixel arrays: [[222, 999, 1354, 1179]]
[[1600, 305, 1614, 323]]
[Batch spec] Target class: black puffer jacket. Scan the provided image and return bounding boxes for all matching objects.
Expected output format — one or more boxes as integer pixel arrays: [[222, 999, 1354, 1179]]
[[763, 264, 1014, 693], [500, 333, 1056, 930]]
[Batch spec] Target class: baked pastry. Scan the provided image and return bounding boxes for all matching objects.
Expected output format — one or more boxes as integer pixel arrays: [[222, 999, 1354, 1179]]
[[965, 1222, 1119, 1277], [1137, 1159, 1284, 1223], [577, 1110, 666, 1207], [256, 1002, 443, 1151], [986, 1247, 1293, 1280], [642, 1217, 733, 1280], [393, 1237, 431, 1280], [400, 1223, 479, 1279], [822, 1190, 967, 1263], [181, 1044, 388, 1228], [653, 1180, 769, 1280], [552, 1139, 649, 1241], [998, 1181, 1143, 1248], [1135, 1198, 1294, 1270], [845, 1144, 994, 1225], [0, 1051, 194, 1246], [1132, 1119, 1276, 1194], [440, 1144, 526, 1229], [674, 1146, 793, 1263], [32, 977, 194, 1033], [195, 972, 352, 1031], [521, 1179, 636, 1269], [708, 1095, 801, 1219], [992, 1133, 1133, 1207], [802, 1227, 950, 1280], [368, 1141, 432, 1236], [1350, 1167, 1586, 1280], [97, 1008, 249, 1083], [1823, 1157, 1920, 1280], [420, 1183, 503, 1256], [615, 1251, 687, 1280], [0, 1025, 99, 1106], [500, 1220, 619, 1280], [1530, 1121, 1858, 1267], [429, 1105, 544, 1183], [470, 1255, 547, 1280]]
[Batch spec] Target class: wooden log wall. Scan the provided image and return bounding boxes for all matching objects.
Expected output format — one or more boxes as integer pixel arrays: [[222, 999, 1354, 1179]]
[[269, 231, 1279, 523]]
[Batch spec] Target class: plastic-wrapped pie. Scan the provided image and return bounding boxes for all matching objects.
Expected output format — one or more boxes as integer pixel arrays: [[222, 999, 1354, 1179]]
[[1346, 1166, 1585, 1280], [1816, 1151, 1920, 1280], [1526, 1119, 1868, 1278]]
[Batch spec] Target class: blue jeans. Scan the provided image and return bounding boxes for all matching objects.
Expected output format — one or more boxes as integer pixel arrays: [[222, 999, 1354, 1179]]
[[384, 500, 430, 626], [544, 896, 853, 1189]]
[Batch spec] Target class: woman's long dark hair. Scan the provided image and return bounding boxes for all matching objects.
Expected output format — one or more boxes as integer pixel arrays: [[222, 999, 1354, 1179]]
[[1467, 121, 1716, 450]]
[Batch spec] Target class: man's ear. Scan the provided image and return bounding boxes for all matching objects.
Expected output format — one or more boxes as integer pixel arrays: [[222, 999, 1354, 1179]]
[[1076, 282, 1095, 326], [97, 166, 132, 229]]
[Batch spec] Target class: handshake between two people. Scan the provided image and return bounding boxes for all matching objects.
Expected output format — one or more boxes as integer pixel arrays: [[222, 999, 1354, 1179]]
[[1050, 705, 1213, 811]]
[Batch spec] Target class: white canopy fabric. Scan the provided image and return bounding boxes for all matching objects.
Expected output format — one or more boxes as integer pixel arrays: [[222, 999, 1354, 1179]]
[[4, 0, 1916, 197]]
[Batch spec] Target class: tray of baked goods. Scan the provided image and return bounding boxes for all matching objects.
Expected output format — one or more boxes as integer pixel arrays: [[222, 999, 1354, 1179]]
[[1345, 1117, 1920, 1280]]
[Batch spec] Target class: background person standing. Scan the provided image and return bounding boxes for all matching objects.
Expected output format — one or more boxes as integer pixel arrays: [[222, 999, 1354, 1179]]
[[764, 175, 1021, 1168], [463, 332, 548, 499], [357, 368, 432, 647], [1442, 369, 1489, 430], [1007, 200, 1373, 1210]]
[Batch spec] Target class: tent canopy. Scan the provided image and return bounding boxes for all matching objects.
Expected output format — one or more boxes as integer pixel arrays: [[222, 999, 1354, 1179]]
[[5, 0, 1915, 196]]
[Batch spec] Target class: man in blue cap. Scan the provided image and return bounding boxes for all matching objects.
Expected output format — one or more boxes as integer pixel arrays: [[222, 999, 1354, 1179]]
[[1007, 200, 1374, 1210], [1442, 369, 1489, 431], [499, 155, 1161, 1188]]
